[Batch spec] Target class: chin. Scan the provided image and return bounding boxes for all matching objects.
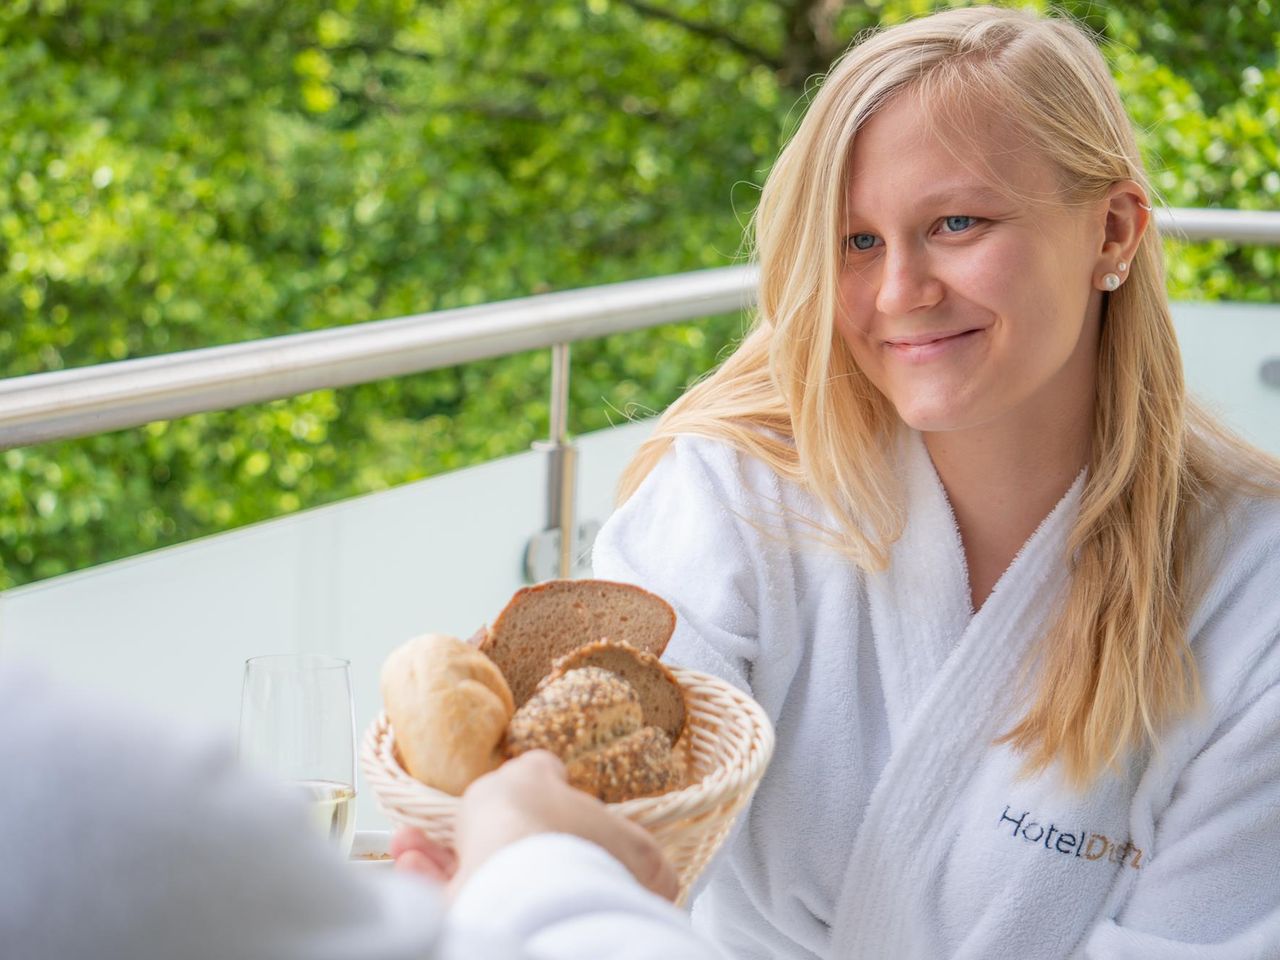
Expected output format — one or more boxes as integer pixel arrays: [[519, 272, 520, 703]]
[[892, 403, 971, 434]]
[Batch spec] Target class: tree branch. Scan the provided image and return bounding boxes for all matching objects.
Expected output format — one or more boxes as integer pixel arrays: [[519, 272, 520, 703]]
[[615, 0, 784, 71], [780, 0, 846, 88]]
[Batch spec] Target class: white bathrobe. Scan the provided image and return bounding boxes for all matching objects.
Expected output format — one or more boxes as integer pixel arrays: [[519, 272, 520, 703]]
[[592, 430, 1280, 959]]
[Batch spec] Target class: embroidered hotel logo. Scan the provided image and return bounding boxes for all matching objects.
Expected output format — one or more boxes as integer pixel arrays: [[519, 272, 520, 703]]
[[999, 805, 1145, 869]]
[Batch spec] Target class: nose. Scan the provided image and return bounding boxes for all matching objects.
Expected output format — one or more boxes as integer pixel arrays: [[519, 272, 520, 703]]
[[874, 243, 944, 317]]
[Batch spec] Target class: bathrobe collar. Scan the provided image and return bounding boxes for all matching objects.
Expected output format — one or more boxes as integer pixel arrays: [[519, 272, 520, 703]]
[[832, 428, 1089, 954]]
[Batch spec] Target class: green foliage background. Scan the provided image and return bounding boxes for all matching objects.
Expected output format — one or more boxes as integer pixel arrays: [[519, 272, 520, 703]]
[[2, 0, 1277, 588]]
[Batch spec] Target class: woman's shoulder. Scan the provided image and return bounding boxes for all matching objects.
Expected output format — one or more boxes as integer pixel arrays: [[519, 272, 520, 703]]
[[1187, 485, 1280, 711], [1198, 481, 1280, 573], [660, 430, 808, 512], [667, 424, 795, 456], [1188, 423, 1280, 556]]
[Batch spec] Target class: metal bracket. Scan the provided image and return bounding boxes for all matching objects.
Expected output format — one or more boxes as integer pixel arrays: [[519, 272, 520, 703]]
[[522, 341, 598, 583], [523, 519, 602, 584], [1261, 357, 1280, 391]]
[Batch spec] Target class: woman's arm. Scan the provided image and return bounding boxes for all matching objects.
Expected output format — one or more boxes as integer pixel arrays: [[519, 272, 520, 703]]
[[1078, 679, 1280, 958], [592, 436, 765, 692]]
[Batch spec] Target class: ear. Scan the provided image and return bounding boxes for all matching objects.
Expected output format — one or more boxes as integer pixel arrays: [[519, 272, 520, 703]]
[[1093, 180, 1151, 292]]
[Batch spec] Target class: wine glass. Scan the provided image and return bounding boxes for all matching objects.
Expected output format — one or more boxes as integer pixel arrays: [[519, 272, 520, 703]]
[[239, 654, 357, 856]]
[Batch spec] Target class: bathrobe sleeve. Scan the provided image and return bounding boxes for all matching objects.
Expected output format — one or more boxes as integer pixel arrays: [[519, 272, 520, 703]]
[[447, 833, 728, 959], [1078, 678, 1280, 958], [0, 664, 445, 960], [592, 435, 764, 693], [0, 665, 726, 960], [1078, 505, 1280, 959]]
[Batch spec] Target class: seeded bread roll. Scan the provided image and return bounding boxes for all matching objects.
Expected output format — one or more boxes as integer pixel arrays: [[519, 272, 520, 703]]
[[505, 666, 684, 802], [478, 579, 677, 708], [504, 666, 642, 762], [542, 639, 687, 744], [381, 633, 514, 796], [565, 726, 683, 803]]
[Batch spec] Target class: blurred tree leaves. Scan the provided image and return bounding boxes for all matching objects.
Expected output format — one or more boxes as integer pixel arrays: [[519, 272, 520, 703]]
[[1, 0, 1277, 588]]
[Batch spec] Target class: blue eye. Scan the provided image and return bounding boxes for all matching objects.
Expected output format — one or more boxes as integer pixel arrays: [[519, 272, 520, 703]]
[[845, 233, 879, 251], [942, 215, 977, 232]]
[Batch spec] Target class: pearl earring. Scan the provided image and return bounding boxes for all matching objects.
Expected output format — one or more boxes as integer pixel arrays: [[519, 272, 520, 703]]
[[1102, 273, 1121, 291], [1117, 261, 1128, 272]]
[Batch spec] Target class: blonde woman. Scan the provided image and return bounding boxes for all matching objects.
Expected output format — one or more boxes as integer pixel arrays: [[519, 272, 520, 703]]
[[593, 6, 1280, 958]]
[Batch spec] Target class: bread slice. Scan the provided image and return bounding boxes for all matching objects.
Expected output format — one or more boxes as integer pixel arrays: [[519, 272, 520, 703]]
[[479, 579, 677, 708], [543, 639, 686, 744]]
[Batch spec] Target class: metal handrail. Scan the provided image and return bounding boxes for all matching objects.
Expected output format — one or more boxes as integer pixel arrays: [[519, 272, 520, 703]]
[[0, 266, 755, 451], [1, 205, 1277, 451], [1154, 207, 1280, 244]]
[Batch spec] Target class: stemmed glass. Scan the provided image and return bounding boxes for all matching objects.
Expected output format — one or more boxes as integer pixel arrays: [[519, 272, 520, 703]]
[[239, 654, 357, 856]]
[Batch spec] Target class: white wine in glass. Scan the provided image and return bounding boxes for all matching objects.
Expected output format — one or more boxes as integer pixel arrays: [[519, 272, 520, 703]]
[[298, 778, 357, 848], [239, 654, 357, 856]]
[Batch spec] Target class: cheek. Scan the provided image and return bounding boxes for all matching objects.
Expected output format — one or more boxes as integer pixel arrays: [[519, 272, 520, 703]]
[[1004, 252, 1092, 348], [946, 241, 1029, 309], [834, 284, 882, 375], [835, 272, 883, 349], [835, 271, 870, 323]]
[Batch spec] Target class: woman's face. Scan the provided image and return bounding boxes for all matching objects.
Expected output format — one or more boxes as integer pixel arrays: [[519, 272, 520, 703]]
[[836, 94, 1106, 438]]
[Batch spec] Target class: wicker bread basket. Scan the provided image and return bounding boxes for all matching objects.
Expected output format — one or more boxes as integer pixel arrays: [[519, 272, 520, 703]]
[[361, 666, 774, 904]]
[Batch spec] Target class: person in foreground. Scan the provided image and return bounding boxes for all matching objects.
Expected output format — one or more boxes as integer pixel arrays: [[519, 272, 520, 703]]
[[0, 663, 724, 959], [593, 6, 1280, 959]]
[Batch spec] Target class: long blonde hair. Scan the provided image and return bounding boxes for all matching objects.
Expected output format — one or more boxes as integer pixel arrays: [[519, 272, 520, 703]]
[[618, 5, 1280, 786]]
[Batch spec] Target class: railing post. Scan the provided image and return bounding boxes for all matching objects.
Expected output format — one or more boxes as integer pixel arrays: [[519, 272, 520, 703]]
[[524, 343, 594, 583], [548, 342, 575, 579]]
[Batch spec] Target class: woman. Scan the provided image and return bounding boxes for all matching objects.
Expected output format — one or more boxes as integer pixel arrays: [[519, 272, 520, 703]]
[[594, 6, 1280, 958]]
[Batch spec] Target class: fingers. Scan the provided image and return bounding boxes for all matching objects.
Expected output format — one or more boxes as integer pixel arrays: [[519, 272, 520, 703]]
[[395, 848, 451, 883], [388, 825, 428, 859], [625, 824, 679, 902], [491, 748, 567, 785], [456, 748, 681, 902], [503, 752, 680, 902], [580, 812, 680, 902], [389, 826, 457, 883]]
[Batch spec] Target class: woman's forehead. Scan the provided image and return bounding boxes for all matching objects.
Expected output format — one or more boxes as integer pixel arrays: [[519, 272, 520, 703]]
[[852, 181, 1013, 210], [842, 94, 1061, 215]]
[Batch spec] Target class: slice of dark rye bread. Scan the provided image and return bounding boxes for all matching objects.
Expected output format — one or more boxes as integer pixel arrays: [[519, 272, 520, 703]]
[[542, 640, 686, 744], [477, 579, 677, 708]]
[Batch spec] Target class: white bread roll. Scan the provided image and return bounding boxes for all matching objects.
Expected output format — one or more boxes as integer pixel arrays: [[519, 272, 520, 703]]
[[381, 633, 515, 796]]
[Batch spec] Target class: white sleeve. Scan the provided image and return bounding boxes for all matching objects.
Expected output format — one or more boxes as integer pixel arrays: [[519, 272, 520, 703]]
[[1, 667, 721, 960], [592, 435, 763, 692], [445, 833, 728, 960], [0, 665, 443, 960], [1079, 505, 1280, 959], [1079, 680, 1280, 958]]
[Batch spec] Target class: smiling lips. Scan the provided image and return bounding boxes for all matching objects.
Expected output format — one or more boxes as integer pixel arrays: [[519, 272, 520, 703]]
[[885, 327, 983, 361]]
